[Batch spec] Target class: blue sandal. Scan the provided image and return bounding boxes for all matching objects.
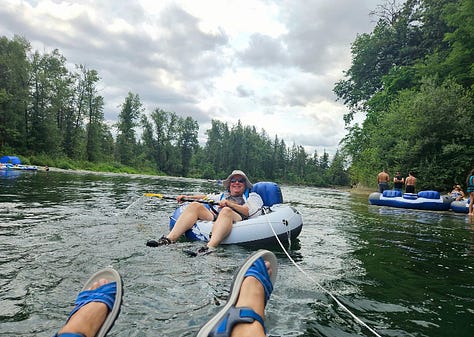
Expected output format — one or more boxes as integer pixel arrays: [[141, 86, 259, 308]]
[[196, 250, 278, 337], [54, 267, 123, 337]]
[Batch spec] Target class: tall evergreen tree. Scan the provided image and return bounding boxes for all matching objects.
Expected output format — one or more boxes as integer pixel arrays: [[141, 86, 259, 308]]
[[28, 49, 68, 155], [204, 120, 230, 176], [0, 36, 30, 151], [177, 116, 199, 176], [115, 92, 143, 166]]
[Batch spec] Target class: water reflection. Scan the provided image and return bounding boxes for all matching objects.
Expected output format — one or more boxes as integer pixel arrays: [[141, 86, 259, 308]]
[[0, 169, 23, 180]]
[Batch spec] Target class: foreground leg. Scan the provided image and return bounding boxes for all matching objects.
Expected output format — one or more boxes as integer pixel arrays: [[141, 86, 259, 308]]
[[230, 265, 269, 337], [54, 267, 123, 337], [196, 250, 277, 337]]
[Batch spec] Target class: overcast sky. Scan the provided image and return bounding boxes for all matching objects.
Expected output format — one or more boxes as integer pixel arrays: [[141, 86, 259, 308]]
[[1, 0, 381, 155]]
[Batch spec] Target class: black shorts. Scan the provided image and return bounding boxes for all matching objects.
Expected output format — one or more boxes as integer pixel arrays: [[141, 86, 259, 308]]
[[406, 185, 415, 193]]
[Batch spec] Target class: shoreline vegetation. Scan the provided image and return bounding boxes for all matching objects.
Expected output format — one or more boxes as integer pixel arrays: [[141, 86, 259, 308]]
[[47, 165, 372, 195], [4, 153, 455, 195], [3, 154, 457, 195], [7, 158, 462, 197], [37, 161, 378, 195], [9, 154, 361, 192], [1, 152, 350, 188]]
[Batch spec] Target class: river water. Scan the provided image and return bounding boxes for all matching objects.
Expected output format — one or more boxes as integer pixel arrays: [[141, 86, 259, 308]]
[[0, 170, 472, 337]]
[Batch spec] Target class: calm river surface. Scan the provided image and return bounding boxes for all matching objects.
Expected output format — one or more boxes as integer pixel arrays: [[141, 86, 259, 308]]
[[0, 170, 472, 337]]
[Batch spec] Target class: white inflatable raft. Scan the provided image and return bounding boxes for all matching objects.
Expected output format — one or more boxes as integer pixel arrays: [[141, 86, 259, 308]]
[[169, 182, 303, 246]]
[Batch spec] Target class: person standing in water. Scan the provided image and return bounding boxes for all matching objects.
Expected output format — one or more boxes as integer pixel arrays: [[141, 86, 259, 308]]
[[466, 169, 474, 216], [405, 171, 416, 193], [393, 171, 405, 191], [377, 169, 390, 193]]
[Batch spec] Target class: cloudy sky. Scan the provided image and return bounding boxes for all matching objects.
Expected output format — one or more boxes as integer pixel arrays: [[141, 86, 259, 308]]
[[1, 0, 381, 155]]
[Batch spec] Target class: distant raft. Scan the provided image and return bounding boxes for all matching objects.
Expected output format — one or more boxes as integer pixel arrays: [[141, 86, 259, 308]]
[[450, 199, 469, 214], [368, 189, 451, 211], [0, 155, 38, 171], [169, 182, 303, 246]]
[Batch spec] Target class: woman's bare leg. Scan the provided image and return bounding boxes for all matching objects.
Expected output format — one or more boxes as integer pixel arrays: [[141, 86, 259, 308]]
[[469, 192, 474, 215], [207, 207, 241, 248], [167, 202, 214, 241]]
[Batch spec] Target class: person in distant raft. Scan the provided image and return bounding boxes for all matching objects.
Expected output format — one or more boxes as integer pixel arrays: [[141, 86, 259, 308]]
[[467, 169, 474, 216], [405, 171, 416, 193], [146, 170, 263, 255], [449, 184, 465, 201], [393, 171, 405, 191], [377, 169, 390, 193]]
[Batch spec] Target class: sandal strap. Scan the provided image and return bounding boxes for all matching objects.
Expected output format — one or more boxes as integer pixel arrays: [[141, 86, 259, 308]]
[[210, 306, 265, 337], [244, 257, 273, 304], [158, 236, 172, 245], [67, 282, 117, 320]]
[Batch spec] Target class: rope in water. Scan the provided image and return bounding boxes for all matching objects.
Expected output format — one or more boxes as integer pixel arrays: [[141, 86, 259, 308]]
[[263, 207, 383, 337]]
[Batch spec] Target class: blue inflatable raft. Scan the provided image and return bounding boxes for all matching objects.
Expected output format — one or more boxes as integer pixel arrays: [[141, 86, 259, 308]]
[[450, 199, 470, 214], [369, 189, 451, 211]]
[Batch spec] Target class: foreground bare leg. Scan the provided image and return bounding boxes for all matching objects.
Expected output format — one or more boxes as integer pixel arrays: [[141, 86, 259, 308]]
[[195, 250, 277, 336], [230, 261, 272, 337], [57, 279, 109, 337]]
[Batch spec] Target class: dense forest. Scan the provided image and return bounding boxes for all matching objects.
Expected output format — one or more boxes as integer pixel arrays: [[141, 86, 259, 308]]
[[334, 0, 473, 190], [1, 0, 473, 191], [0, 36, 346, 186]]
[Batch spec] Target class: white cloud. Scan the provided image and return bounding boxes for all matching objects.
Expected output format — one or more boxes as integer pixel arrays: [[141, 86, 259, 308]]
[[0, 0, 380, 156]]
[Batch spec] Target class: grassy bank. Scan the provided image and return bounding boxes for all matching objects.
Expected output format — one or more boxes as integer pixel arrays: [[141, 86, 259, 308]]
[[2, 153, 161, 176]]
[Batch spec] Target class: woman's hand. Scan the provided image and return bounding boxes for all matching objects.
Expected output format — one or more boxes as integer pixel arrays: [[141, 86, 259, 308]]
[[219, 199, 231, 208], [176, 195, 187, 203]]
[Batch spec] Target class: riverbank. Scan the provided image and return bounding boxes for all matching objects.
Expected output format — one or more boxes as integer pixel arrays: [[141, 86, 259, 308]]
[[340, 184, 374, 195], [46, 166, 374, 194]]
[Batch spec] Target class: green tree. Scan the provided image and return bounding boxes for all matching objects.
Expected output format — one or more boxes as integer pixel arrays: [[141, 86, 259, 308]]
[[326, 150, 350, 186], [177, 116, 199, 176], [148, 108, 179, 173], [272, 136, 288, 180], [140, 114, 158, 171], [287, 143, 307, 183], [62, 67, 85, 160], [433, 0, 474, 88], [28, 49, 69, 155], [204, 120, 230, 177], [115, 92, 143, 166], [77, 66, 106, 162], [335, 0, 473, 190], [0, 36, 30, 151], [99, 124, 115, 162]]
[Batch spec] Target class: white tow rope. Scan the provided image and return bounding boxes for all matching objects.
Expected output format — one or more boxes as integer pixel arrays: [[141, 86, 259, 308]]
[[263, 207, 383, 337]]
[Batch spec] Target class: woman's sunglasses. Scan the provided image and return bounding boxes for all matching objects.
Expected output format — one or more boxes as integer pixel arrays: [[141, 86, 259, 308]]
[[230, 178, 246, 183]]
